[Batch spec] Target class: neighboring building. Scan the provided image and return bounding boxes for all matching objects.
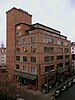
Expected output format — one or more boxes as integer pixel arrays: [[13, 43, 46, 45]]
[[6, 7, 72, 90], [0, 42, 6, 67], [71, 42, 75, 74]]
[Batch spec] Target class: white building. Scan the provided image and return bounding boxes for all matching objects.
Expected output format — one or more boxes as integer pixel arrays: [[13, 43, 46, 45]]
[[0, 42, 6, 67]]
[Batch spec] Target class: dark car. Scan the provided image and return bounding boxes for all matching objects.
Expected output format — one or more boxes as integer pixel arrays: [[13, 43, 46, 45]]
[[53, 88, 62, 97], [67, 81, 72, 87], [61, 84, 68, 92]]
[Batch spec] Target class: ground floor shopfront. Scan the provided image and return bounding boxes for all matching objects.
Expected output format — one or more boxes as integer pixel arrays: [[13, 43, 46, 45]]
[[14, 67, 71, 91]]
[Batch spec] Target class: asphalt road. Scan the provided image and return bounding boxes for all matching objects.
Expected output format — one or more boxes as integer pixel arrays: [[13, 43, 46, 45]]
[[56, 84, 75, 100]]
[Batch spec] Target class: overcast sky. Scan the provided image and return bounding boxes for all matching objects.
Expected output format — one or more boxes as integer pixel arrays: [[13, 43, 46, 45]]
[[0, 0, 75, 47]]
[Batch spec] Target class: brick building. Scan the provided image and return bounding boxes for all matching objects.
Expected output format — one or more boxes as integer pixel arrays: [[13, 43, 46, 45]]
[[6, 7, 72, 90]]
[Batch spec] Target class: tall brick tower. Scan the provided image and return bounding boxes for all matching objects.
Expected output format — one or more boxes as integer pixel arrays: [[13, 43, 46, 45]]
[[6, 7, 32, 71]]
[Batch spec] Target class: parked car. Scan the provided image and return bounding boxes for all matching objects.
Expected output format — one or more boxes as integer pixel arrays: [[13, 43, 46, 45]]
[[72, 78, 75, 83], [61, 84, 68, 92], [67, 81, 72, 87], [53, 88, 62, 97]]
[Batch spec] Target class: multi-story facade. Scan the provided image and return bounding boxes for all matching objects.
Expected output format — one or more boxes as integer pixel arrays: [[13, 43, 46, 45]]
[[0, 42, 6, 67], [71, 42, 75, 74], [6, 7, 71, 90]]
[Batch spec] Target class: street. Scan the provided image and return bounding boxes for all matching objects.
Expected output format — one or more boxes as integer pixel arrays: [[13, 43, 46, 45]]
[[56, 84, 75, 100]]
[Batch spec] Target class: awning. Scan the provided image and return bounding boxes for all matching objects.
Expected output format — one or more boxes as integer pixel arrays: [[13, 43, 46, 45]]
[[14, 70, 37, 80], [58, 68, 68, 73]]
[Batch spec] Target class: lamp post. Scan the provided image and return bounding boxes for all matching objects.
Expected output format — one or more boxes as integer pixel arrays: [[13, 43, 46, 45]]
[[16, 76, 19, 99]]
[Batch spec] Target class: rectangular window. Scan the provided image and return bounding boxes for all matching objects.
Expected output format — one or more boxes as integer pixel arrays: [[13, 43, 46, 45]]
[[44, 47, 54, 52], [23, 38, 28, 44], [31, 36, 36, 42], [16, 32, 21, 36], [56, 40, 62, 45], [57, 63, 63, 68], [31, 57, 36, 62], [31, 67, 36, 74], [16, 56, 20, 61], [45, 65, 54, 72], [23, 65, 26, 72], [23, 56, 27, 62], [56, 47, 63, 53], [64, 48, 70, 53], [16, 47, 20, 52], [23, 47, 28, 52], [44, 38, 53, 43], [31, 46, 36, 52], [16, 64, 19, 69], [16, 39, 21, 45], [57, 55, 63, 60], [65, 62, 70, 66], [44, 56, 54, 62], [64, 42, 69, 46], [65, 55, 70, 59]]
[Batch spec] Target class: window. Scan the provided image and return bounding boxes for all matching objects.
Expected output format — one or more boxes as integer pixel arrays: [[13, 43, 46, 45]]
[[16, 39, 21, 45], [31, 36, 36, 42], [64, 48, 70, 53], [17, 26, 21, 30], [56, 47, 63, 53], [43, 30, 50, 35], [44, 56, 54, 62], [56, 40, 62, 45], [31, 67, 36, 74], [64, 42, 69, 46], [23, 47, 28, 52], [45, 65, 54, 72], [65, 55, 70, 59], [16, 47, 20, 52], [23, 65, 26, 72], [56, 55, 63, 60], [16, 64, 19, 69], [44, 47, 54, 52], [16, 56, 20, 61], [31, 46, 36, 52], [44, 38, 53, 43], [16, 32, 21, 36], [23, 38, 28, 44], [65, 62, 70, 66], [23, 56, 27, 62], [31, 57, 36, 62], [57, 63, 63, 68]]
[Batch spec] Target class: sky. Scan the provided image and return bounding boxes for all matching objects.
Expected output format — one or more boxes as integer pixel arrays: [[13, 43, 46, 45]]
[[0, 0, 75, 47]]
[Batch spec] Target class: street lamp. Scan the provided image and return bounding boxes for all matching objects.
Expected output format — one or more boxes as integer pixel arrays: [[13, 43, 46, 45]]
[[16, 76, 20, 99]]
